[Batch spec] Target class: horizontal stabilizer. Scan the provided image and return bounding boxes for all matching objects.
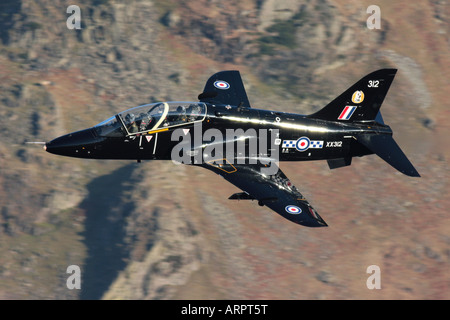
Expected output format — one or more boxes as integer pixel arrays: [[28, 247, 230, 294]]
[[357, 134, 420, 177]]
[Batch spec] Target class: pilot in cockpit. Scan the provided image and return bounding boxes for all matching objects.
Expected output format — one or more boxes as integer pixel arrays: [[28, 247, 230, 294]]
[[139, 113, 152, 131], [125, 113, 138, 133], [189, 104, 201, 121], [176, 105, 187, 123]]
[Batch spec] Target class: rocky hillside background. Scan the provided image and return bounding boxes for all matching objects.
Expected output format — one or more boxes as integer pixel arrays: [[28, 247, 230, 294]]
[[0, 0, 448, 299]]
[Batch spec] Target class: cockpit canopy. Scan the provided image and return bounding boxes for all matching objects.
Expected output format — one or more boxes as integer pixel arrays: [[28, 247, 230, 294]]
[[94, 102, 206, 137]]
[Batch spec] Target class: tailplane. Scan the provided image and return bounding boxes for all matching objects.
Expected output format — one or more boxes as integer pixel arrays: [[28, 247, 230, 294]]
[[356, 134, 420, 177]]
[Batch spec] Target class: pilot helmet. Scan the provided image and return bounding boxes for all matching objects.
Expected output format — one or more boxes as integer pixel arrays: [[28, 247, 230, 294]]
[[191, 104, 200, 114], [126, 113, 135, 123]]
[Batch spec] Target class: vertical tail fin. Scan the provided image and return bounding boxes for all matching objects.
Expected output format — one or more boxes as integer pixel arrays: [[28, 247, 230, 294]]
[[308, 69, 397, 122]]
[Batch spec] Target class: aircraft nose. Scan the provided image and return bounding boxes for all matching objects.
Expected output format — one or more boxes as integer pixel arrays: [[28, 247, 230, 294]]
[[45, 128, 99, 157]]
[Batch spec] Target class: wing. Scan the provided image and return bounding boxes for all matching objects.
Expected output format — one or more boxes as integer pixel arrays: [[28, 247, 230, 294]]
[[198, 70, 251, 108], [200, 161, 328, 227]]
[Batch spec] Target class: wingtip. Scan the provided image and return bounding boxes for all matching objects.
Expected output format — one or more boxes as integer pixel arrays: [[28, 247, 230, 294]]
[[315, 220, 328, 227], [403, 167, 420, 177]]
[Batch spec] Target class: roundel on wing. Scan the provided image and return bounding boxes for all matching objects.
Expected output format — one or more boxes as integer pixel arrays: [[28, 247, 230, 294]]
[[214, 80, 230, 90], [295, 137, 310, 152], [285, 205, 302, 215]]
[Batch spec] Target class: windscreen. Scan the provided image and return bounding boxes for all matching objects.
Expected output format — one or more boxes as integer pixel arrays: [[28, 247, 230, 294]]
[[94, 116, 124, 137]]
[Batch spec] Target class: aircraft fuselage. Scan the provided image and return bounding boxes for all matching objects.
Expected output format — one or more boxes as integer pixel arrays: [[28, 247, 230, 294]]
[[46, 103, 391, 164], [43, 69, 419, 227]]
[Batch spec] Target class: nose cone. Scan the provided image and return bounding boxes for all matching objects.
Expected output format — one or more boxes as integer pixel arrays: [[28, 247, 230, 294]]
[[46, 128, 99, 158]]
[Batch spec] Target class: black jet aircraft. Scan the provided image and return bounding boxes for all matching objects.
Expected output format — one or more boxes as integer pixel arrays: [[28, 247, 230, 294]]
[[44, 69, 419, 227]]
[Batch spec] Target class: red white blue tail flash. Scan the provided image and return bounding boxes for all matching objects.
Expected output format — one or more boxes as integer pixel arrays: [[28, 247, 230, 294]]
[[338, 106, 357, 120]]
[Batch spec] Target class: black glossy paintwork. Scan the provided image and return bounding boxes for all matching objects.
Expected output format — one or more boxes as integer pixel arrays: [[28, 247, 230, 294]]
[[45, 105, 390, 162], [45, 69, 419, 227]]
